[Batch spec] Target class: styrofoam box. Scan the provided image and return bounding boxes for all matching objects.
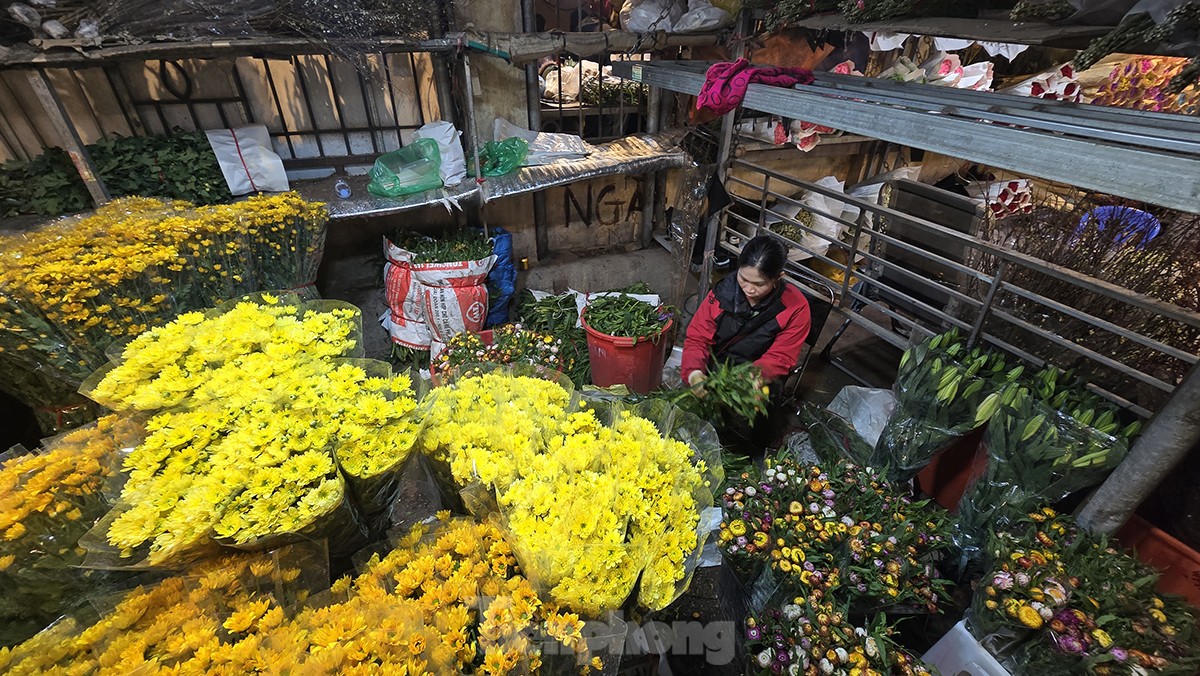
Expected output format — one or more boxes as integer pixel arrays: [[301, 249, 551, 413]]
[[921, 620, 1012, 676]]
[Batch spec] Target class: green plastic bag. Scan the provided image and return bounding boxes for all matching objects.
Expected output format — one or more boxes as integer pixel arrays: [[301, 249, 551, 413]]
[[472, 138, 528, 178], [367, 138, 443, 197]]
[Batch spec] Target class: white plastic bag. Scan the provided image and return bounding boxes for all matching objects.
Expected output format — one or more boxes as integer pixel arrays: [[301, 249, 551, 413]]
[[204, 124, 289, 195], [412, 121, 466, 188], [542, 62, 582, 102], [493, 117, 593, 165], [826, 386, 897, 448], [765, 176, 848, 260], [672, 0, 731, 32], [620, 0, 684, 32]]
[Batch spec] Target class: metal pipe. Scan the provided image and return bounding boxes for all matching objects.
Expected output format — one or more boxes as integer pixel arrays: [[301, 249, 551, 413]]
[[840, 208, 868, 308], [461, 52, 488, 238], [615, 62, 1200, 215], [641, 85, 662, 249], [431, 54, 457, 125], [1078, 363, 1200, 534], [521, 0, 549, 260], [967, 261, 1006, 349], [729, 158, 1200, 328]]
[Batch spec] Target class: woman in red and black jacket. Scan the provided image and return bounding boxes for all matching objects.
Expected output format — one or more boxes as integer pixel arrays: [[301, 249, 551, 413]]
[[681, 235, 811, 451]]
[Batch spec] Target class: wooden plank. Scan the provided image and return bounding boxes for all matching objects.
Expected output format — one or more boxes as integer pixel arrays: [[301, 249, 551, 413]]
[[77, 67, 139, 137], [293, 54, 348, 156], [263, 57, 319, 159], [385, 53, 423, 131], [411, 52, 441, 123], [233, 57, 286, 154], [0, 72, 44, 159], [27, 69, 109, 205], [792, 14, 1112, 49], [360, 53, 401, 154], [43, 68, 104, 144], [1, 71, 59, 154], [325, 55, 378, 157]]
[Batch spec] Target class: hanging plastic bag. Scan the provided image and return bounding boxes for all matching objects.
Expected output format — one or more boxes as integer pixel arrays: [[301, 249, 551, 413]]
[[471, 138, 529, 178], [765, 176, 848, 259], [412, 121, 467, 187], [204, 124, 290, 195], [367, 138, 443, 197], [620, 0, 684, 32], [672, 0, 731, 32]]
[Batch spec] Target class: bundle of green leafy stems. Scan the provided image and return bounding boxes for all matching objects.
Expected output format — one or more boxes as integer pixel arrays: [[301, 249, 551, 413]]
[[390, 344, 430, 371], [584, 294, 674, 342], [392, 230, 493, 264], [515, 282, 652, 387], [666, 360, 770, 426], [0, 131, 230, 218]]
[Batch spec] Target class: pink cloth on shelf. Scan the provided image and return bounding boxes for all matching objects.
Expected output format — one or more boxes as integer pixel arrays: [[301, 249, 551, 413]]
[[696, 58, 815, 115]]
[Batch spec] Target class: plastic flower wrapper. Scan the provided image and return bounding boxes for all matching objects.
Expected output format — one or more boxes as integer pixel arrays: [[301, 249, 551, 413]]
[[75, 296, 424, 568], [718, 456, 954, 615], [227, 192, 329, 294], [419, 362, 577, 507], [433, 323, 576, 382], [743, 597, 935, 676], [420, 365, 717, 614], [81, 292, 363, 412], [873, 329, 1017, 482], [0, 360, 104, 435], [0, 417, 141, 647], [314, 515, 606, 674], [331, 361, 429, 521], [1090, 57, 1200, 115], [0, 194, 328, 423], [798, 402, 875, 466], [966, 523, 1075, 657], [495, 445, 645, 616], [956, 386, 1129, 561], [1007, 531, 1200, 676], [0, 200, 189, 389], [0, 541, 327, 675], [615, 396, 724, 611]]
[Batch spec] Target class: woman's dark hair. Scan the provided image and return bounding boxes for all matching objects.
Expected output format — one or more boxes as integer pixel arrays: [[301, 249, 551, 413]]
[[738, 234, 788, 278]]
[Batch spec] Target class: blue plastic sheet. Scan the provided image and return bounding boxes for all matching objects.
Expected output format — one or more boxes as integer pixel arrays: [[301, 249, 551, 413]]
[[484, 227, 516, 327]]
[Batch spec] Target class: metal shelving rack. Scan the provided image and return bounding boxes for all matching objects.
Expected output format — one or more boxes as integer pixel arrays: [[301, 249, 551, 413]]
[[611, 58, 1200, 534], [611, 60, 1200, 214]]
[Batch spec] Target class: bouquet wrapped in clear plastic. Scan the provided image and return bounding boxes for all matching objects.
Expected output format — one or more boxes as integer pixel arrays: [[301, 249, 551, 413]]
[[76, 294, 419, 569], [419, 364, 722, 616]]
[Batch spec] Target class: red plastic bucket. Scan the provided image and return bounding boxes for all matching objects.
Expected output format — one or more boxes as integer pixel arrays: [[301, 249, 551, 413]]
[[581, 312, 673, 394]]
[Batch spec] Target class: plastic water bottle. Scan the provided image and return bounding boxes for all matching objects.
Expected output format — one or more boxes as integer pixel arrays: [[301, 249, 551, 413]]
[[334, 179, 351, 199]]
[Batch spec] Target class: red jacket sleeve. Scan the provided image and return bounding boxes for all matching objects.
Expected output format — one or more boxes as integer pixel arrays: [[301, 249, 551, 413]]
[[681, 290, 721, 381], [754, 290, 811, 381]]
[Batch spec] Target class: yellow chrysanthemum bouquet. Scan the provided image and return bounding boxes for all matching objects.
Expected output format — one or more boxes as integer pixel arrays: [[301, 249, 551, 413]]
[[420, 367, 723, 617], [0, 516, 619, 676], [0, 193, 327, 432], [0, 416, 142, 647], [75, 293, 424, 568]]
